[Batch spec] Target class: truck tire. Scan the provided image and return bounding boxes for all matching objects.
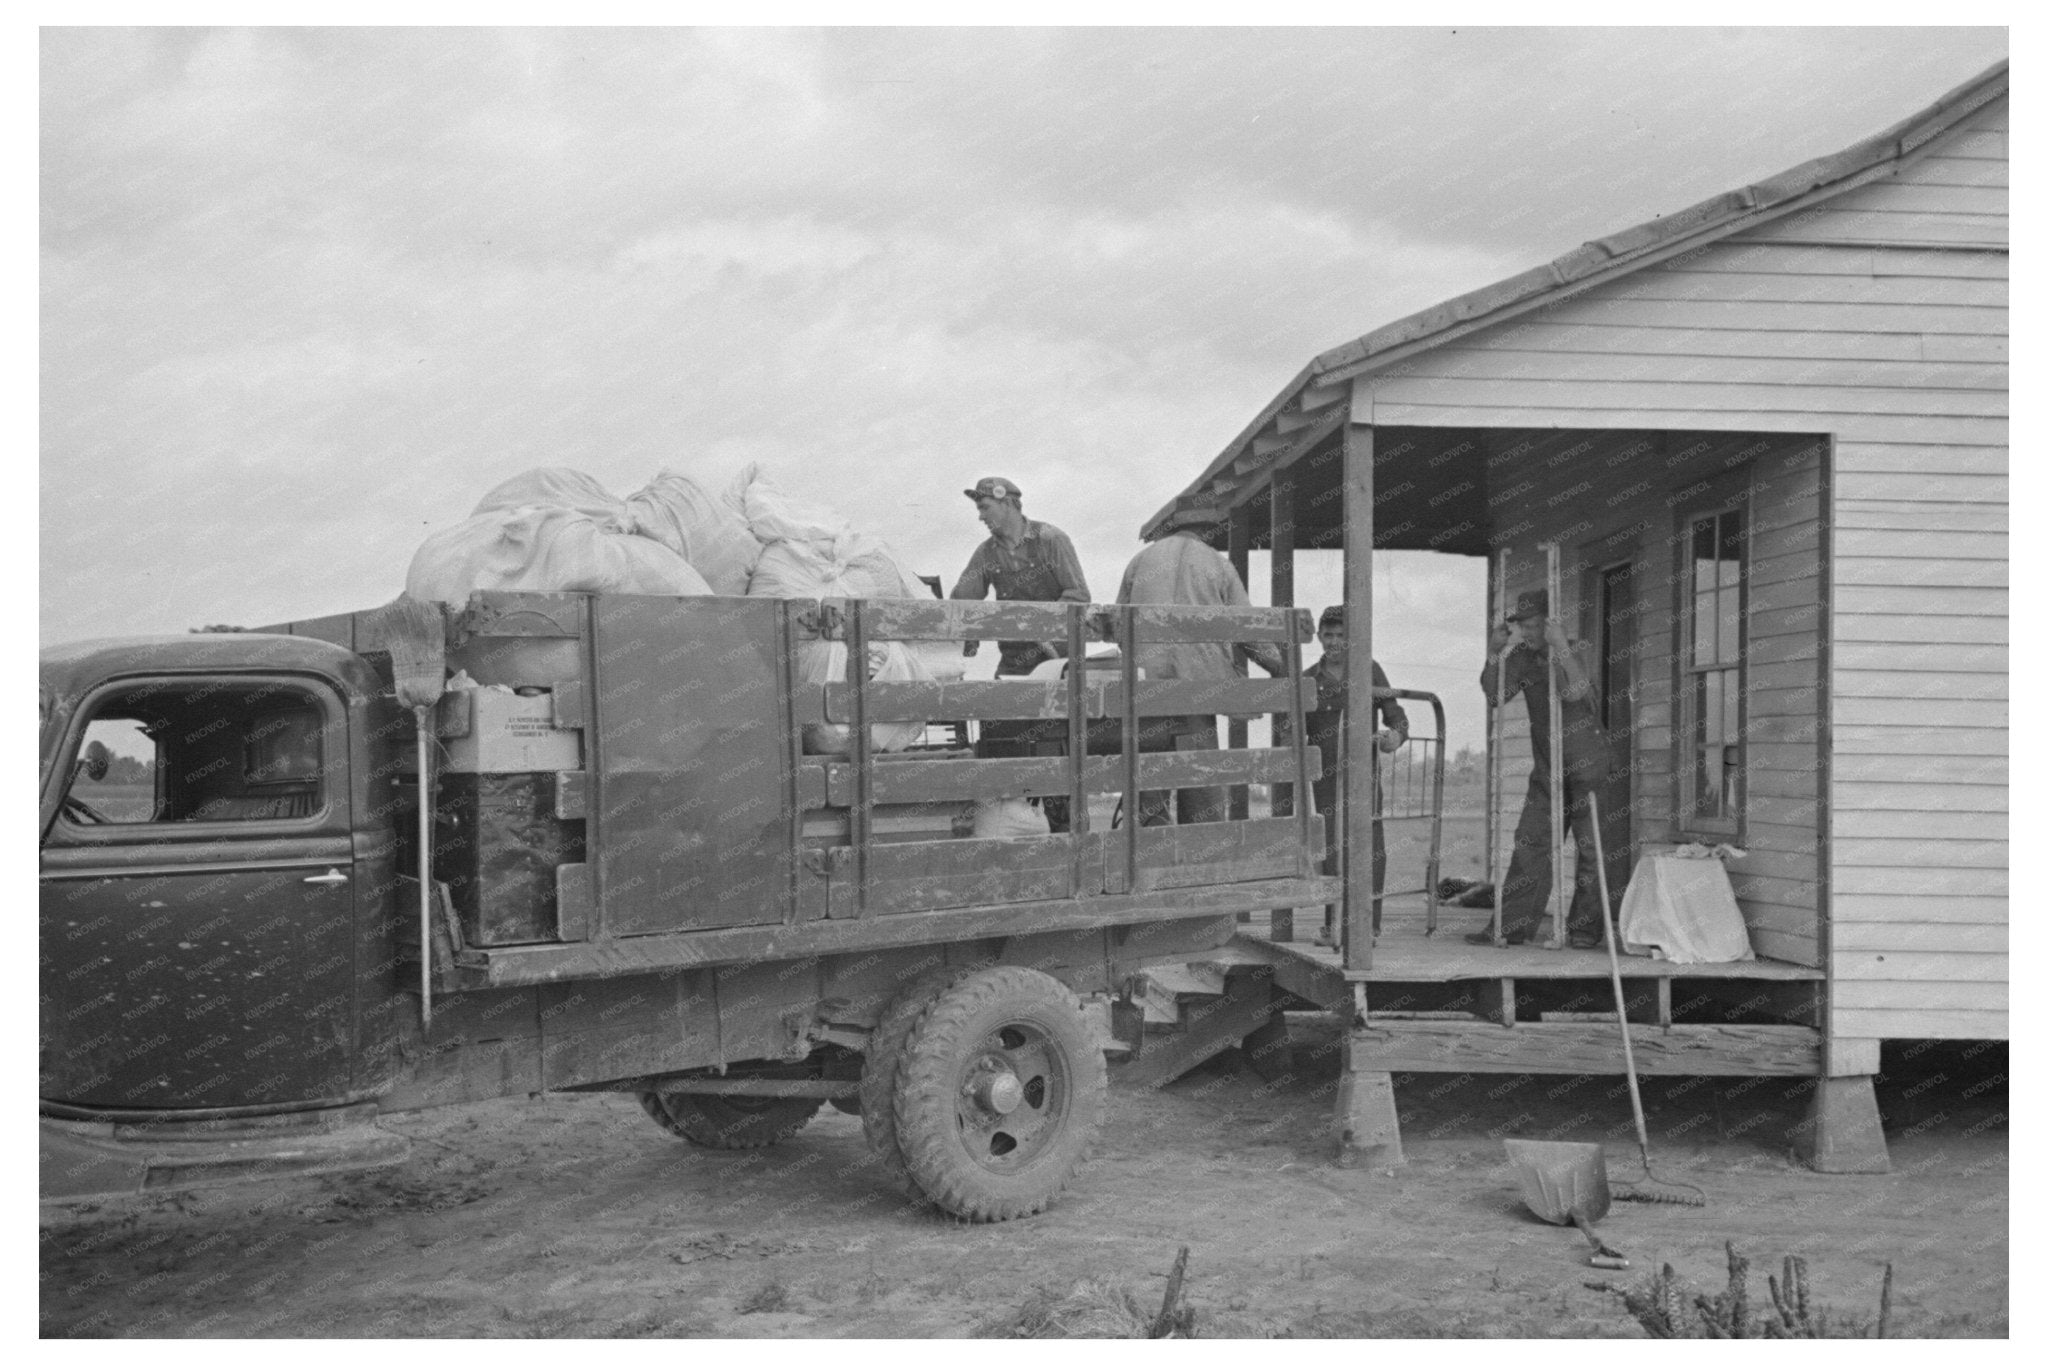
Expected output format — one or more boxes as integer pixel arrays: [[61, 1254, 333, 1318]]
[[638, 1091, 822, 1150], [859, 965, 978, 1194], [892, 966, 1107, 1222]]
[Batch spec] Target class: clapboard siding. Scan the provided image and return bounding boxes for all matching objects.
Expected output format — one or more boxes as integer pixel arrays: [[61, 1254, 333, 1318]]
[[1832, 1009, 2005, 1041], [1353, 95, 2007, 1041]]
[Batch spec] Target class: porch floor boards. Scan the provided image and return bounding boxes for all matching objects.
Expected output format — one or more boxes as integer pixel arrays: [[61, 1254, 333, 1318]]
[[1231, 899, 1824, 984]]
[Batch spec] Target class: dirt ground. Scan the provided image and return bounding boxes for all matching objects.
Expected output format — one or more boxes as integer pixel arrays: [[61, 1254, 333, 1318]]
[[40, 1034, 2006, 1339]]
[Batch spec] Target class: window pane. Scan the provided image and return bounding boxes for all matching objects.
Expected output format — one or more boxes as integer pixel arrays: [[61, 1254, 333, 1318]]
[[1717, 583, 1741, 665], [1722, 674, 1740, 749], [65, 718, 158, 823], [1692, 590, 1716, 667]]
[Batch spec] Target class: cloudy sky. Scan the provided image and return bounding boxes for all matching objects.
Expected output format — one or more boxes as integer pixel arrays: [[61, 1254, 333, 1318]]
[[41, 27, 2008, 748]]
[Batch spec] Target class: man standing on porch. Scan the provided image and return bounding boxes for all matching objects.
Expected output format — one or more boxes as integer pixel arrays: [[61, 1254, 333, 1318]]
[[1472, 590, 1613, 948]]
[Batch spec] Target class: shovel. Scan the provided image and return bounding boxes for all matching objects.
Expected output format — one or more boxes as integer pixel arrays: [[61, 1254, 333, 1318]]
[[1502, 1138, 1629, 1270]]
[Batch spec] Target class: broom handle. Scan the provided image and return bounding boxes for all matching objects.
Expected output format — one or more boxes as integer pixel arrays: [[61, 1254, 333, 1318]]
[[1546, 545, 1565, 950], [1487, 550, 1508, 939], [414, 707, 434, 1033], [1587, 791, 1650, 1160]]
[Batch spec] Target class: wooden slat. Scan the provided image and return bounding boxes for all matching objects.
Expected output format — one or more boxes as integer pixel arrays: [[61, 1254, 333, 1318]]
[[1833, 951, 2007, 983], [848, 597, 1313, 644], [1370, 374, 2007, 417], [1345, 1021, 1818, 1076], [1834, 752, 2006, 785], [1831, 900, 2007, 931], [1831, 1008, 2005, 1041], [1831, 837, 2005, 868], [1835, 595, 2005, 629], [1833, 502, 2009, 533], [1832, 921, 2007, 952], [822, 678, 1093, 722], [1833, 671, 2005, 701], [1372, 408, 2006, 450], [1833, 810, 2006, 841], [1834, 471, 2007, 503], [823, 677, 1309, 723], [1751, 208, 2006, 247], [1118, 818, 1315, 895], [856, 836, 1084, 916], [1598, 266, 2008, 307], [1833, 980, 2007, 1011], [1832, 641, 2007, 673], [1826, 699, 1998, 732], [1831, 724, 2005, 756], [1832, 781, 2006, 813], [1394, 348, 2005, 389], [1665, 240, 2007, 274], [1828, 181, 2007, 216], [1748, 929, 1821, 969], [814, 748, 1321, 805], [1833, 557, 2006, 589], [1833, 613, 2007, 645], [1833, 865, 2006, 896]]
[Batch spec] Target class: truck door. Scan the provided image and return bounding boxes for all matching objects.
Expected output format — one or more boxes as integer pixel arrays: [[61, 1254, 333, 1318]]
[[40, 674, 362, 1111]]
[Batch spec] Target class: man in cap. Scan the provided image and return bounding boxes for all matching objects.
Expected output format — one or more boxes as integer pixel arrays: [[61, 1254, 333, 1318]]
[[1114, 518, 1285, 825], [1274, 605, 1408, 938], [952, 477, 1091, 830], [1471, 589, 1612, 947]]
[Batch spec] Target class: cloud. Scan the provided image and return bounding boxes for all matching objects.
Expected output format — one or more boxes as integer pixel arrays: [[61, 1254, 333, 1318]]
[[41, 24, 2007, 674]]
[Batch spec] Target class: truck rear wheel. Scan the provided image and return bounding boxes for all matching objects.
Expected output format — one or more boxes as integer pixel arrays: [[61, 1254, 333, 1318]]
[[859, 965, 977, 1194], [891, 966, 1107, 1222], [638, 1090, 822, 1150]]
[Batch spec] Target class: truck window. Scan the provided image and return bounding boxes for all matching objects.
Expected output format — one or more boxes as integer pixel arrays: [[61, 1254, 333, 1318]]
[[57, 681, 330, 827]]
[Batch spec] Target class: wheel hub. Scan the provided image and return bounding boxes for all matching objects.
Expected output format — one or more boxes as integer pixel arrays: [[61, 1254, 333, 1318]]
[[970, 1066, 1025, 1115]]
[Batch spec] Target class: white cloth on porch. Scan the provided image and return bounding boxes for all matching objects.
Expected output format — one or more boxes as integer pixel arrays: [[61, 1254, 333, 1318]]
[[1617, 853, 1756, 964]]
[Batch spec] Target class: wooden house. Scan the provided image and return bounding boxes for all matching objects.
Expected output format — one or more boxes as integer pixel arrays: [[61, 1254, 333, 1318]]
[[1139, 61, 2007, 1170]]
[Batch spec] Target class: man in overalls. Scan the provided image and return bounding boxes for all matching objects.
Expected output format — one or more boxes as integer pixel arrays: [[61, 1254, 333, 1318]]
[[951, 477, 1091, 832]]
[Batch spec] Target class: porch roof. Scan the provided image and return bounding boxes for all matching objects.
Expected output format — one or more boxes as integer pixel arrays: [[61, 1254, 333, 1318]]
[[1141, 59, 2009, 546]]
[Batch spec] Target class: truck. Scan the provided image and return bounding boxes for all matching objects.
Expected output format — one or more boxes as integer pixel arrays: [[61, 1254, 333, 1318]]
[[40, 589, 1333, 1220]]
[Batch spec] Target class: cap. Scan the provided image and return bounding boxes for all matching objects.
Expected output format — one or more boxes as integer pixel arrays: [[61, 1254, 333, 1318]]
[[1509, 589, 1549, 621], [1317, 605, 1344, 631], [964, 477, 1022, 504]]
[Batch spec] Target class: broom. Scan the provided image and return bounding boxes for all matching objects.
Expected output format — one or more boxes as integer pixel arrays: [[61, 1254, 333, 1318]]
[[1588, 790, 1707, 1207], [366, 594, 447, 1032]]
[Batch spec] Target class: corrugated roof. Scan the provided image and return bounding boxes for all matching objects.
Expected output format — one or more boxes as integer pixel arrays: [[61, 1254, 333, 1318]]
[[1144, 58, 2009, 539]]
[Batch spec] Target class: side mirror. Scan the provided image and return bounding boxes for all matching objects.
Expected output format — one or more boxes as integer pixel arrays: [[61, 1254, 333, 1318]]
[[80, 740, 112, 783]]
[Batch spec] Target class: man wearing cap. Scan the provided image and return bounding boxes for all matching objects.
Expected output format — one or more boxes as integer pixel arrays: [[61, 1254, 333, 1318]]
[[1114, 520, 1285, 825], [1274, 605, 1408, 937], [952, 477, 1092, 830], [1472, 590, 1612, 947]]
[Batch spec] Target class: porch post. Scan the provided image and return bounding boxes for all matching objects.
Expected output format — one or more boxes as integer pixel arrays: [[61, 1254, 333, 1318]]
[[1269, 467, 1297, 942], [1227, 502, 1253, 822], [1341, 422, 1375, 972]]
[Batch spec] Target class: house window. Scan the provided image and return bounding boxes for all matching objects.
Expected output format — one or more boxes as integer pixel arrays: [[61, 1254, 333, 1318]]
[[1682, 508, 1744, 833]]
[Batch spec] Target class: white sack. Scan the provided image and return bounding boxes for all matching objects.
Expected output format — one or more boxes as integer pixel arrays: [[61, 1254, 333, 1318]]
[[735, 466, 965, 682], [406, 505, 713, 605], [799, 640, 932, 756], [625, 467, 762, 596], [1618, 854, 1756, 964], [972, 797, 1050, 840], [470, 467, 631, 523]]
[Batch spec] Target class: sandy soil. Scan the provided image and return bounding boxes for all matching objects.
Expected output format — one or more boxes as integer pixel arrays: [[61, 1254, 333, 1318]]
[[39, 1034, 2006, 1339]]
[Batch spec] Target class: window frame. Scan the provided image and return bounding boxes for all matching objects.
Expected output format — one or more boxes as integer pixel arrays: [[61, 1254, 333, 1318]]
[[1673, 492, 1749, 841], [47, 673, 348, 845]]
